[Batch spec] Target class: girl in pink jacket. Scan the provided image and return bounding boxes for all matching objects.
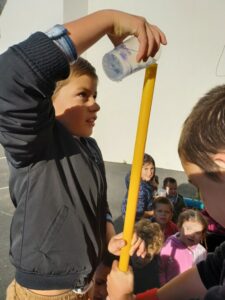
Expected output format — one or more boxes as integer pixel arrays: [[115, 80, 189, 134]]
[[159, 209, 208, 286]]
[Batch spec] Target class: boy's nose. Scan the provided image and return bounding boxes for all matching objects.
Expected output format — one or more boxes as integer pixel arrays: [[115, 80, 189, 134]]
[[93, 101, 100, 112], [89, 97, 100, 111]]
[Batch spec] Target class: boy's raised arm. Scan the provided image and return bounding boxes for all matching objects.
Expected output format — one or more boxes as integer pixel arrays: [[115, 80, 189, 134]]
[[64, 9, 167, 61], [156, 267, 207, 300]]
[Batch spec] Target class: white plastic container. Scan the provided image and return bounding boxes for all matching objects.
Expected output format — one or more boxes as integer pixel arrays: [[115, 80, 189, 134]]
[[102, 36, 160, 81]]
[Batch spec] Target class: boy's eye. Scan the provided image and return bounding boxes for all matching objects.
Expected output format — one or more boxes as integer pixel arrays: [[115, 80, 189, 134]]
[[78, 92, 87, 98]]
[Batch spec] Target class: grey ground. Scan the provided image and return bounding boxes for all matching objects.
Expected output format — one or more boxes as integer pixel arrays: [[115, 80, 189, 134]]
[[0, 144, 195, 299]]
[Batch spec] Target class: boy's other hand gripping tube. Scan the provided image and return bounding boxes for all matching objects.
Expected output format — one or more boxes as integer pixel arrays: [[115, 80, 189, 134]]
[[136, 288, 159, 300]]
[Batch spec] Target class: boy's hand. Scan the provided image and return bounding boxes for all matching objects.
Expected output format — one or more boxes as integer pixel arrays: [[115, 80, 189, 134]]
[[107, 260, 135, 300], [108, 10, 167, 62], [108, 232, 146, 258]]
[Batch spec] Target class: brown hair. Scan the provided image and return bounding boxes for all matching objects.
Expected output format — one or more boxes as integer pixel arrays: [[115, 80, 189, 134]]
[[52, 57, 98, 101], [177, 209, 208, 247], [153, 196, 173, 212], [163, 177, 177, 188], [178, 85, 225, 181], [143, 153, 156, 183], [135, 219, 164, 260], [143, 153, 155, 167]]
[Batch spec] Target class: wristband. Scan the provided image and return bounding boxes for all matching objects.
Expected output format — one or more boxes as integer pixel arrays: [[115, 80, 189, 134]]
[[136, 288, 158, 300], [45, 24, 77, 64]]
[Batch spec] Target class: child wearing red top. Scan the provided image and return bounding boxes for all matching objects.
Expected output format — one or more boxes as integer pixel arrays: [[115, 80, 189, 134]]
[[151, 197, 178, 241]]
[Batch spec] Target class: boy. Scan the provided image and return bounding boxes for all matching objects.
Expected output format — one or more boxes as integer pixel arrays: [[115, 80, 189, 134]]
[[107, 85, 225, 299], [151, 197, 178, 241], [0, 8, 166, 300], [162, 177, 186, 223]]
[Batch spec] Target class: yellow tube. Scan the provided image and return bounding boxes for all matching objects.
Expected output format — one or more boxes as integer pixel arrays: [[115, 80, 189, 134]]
[[118, 64, 158, 272]]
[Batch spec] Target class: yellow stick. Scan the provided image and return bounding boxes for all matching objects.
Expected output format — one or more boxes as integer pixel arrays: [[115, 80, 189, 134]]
[[119, 64, 158, 272]]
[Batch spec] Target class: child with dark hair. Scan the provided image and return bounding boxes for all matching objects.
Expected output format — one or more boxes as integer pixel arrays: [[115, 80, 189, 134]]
[[122, 153, 157, 221], [163, 177, 186, 223], [152, 197, 178, 241]]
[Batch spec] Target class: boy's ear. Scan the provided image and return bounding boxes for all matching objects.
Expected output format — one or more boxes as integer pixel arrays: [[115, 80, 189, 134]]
[[213, 153, 225, 169]]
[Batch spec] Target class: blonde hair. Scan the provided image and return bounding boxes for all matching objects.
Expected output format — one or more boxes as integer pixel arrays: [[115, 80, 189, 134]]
[[52, 57, 98, 101], [135, 219, 164, 260]]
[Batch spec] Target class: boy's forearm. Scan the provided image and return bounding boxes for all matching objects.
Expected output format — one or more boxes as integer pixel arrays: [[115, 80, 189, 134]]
[[64, 9, 167, 60], [156, 267, 206, 300], [64, 10, 114, 55]]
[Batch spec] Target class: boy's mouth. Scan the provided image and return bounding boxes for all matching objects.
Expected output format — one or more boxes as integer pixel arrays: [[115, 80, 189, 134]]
[[87, 117, 97, 126]]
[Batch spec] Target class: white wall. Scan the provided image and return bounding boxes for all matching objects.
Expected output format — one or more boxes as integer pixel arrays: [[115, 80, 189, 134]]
[[86, 0, 225, 170], [63, 0, 88, 22], [0, 0, 64, 52], [1, 1, 225, 171]]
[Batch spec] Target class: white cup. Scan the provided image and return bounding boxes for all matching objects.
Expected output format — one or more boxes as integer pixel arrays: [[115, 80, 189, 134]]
[[102, 36, 160, 81]]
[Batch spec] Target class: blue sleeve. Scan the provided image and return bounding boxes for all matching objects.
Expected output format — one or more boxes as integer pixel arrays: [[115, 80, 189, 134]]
[[137, 187, 147, 215], [121, 172, 130, 216], [136, 183, 154, 217], [140, 183, 154, 211], [121, 196, 127, 216]]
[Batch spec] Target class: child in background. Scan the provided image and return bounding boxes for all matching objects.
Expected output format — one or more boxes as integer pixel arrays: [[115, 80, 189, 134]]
[[163, 177, 186, 223], [121, 154, 157, 221], [159, 209, 208, 286], [152, 197, 178, 241], [131, 219, 164, 294]]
